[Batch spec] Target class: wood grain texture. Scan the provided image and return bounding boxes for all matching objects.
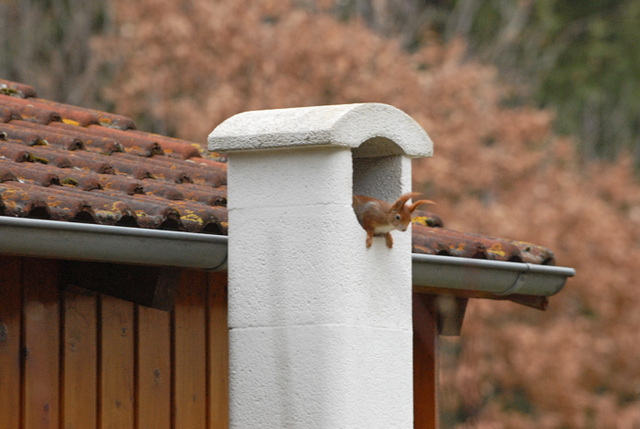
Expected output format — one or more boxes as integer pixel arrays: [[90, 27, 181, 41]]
[[100, 295, 135, 429], [173, 270, 207, 429], [23, 258, 60, 429], [137, 305, 171, 429], [0, 257, 231, 429], [413, 293, 438, 429], [208, 272, 229, 429], [0, 256, 22, 429], [62, 285, 98, 429]]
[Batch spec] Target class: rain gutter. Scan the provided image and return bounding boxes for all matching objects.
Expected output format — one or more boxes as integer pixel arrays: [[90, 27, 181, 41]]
[[412, 253, 575, 297], [0, 217, 575, 297], [0, 217, 228, 271]]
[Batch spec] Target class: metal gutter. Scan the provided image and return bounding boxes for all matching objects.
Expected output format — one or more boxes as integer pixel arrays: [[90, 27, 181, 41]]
[[0, 217, 228, 270], [412, 253, 575, 297], [0, 217, 575, 297]]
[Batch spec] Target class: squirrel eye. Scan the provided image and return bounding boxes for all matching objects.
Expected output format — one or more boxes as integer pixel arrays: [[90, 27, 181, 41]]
[[395, 214, 401, 221]]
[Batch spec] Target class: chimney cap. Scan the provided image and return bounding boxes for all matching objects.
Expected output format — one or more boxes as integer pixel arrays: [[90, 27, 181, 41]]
[[208, 103, 433, 158]]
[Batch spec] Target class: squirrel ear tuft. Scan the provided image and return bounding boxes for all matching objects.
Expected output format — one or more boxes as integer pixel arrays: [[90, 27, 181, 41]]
[[392, 192, 422, 210], [408, 200, 435, 212]]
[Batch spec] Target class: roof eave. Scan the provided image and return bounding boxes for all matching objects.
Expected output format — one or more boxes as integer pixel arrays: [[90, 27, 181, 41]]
[[0, 217, 575, 299], [0, 217, 228, 270], [412, 253, 575, 297]]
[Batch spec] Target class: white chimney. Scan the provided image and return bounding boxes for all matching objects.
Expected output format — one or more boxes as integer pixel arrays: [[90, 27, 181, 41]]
[[209, 103, 433, 428]]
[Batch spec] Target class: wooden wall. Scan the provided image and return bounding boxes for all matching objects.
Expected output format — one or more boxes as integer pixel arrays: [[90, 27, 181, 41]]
[[0, 255, 229, 429]]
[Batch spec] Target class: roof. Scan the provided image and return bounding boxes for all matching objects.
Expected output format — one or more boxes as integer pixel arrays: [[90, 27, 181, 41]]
[[0, 79, 228, 234], [0, 78, 556, 269]]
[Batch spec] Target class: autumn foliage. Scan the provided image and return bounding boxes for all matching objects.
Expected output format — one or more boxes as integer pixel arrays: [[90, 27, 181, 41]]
[[97, 1, 640, 426]]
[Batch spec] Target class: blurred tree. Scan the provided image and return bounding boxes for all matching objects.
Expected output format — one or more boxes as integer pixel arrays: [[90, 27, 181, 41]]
[[98, 1, 640, 426], [6, 0, 638, 166], [322, 0, 640, 167], [0, 0, 113, 107], [451, 0, 640, 164], [3, 0, 640, 426]]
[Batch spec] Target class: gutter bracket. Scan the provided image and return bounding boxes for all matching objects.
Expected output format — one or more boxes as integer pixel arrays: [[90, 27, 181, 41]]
[[493, 264, 530, 296]]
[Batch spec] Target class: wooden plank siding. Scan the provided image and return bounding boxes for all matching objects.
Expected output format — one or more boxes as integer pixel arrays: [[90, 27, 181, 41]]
[[207, 272, 229, 428], [173, 270, 208, 428], [413, 293, 439, 429], [23, 258, 60, 429], [137, 305, 171, 429], [0, 256, 22, 429], [62, 285, 98, 429], [100, 295, 136, 428], [0, 255, 229, 429]]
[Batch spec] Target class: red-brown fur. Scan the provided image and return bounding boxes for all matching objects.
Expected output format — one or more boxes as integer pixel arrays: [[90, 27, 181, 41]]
[[352, 192, 434, 248]]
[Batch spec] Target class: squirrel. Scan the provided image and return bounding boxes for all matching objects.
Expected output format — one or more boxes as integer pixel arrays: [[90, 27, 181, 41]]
[[352, 192, 434, 248]]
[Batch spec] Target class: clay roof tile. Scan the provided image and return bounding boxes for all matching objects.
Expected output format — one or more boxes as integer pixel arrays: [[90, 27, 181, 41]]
[[0, 79, 554, 267]]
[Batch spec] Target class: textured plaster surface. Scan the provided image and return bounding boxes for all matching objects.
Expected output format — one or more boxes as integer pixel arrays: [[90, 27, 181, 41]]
[[227, 147, 353, 209], [229, 325, 413, 429], [228, 202, 412, 329], [209, 103, 432, 428], [226, 149, 413, 330], [352, 155, 413, 204], [208, 103, 433, 158]]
